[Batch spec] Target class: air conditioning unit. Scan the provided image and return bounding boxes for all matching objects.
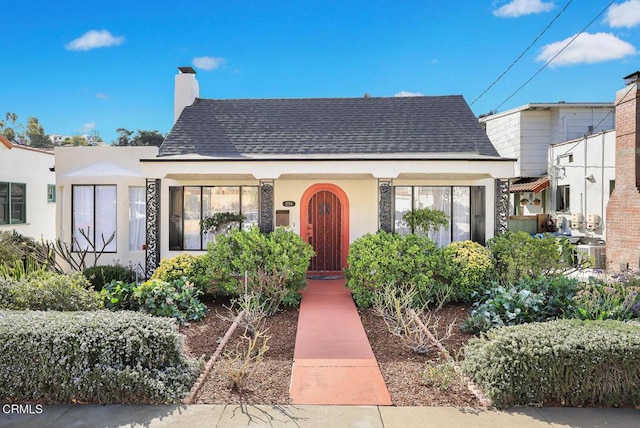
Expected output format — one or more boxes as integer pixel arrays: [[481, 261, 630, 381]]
[[571, 213, 583, 230], [575, 244, 606, 269], [586, 213, 601, 230]]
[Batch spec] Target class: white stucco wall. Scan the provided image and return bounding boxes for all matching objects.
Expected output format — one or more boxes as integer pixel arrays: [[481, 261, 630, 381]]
[[0, 144, 56, 240], [548, 130, 615, 239]]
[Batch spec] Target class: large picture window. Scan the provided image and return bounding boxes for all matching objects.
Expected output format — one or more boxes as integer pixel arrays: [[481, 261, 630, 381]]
[[169, 186, 259, 251], [393, 186, 485, 245], [0, 182, 26, 225], [72, 185, 117, 252]]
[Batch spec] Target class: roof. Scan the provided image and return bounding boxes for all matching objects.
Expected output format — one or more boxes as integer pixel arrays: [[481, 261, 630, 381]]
[[510, 176, 549, 193], [0, 134, 54, 155], [159, 96, 501, 159], [480, 102, 614, 122]]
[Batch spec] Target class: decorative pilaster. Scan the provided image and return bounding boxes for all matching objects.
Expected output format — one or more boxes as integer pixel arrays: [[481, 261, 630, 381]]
[[259, 180, 274, 233], [145, 179, 161, 279], [495, 179, 509, 235], [378, 180, 393, 232]]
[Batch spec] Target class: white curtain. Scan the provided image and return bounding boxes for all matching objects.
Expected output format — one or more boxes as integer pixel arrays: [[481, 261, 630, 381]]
[[393, 186, 412, 236], [184, 187, 202, 250], [96, 186, 117, 252], [452, 187, 471, 241], [129, 187, 146, 251], [416, 186, 451, 246], [72, 186, 94, 251]]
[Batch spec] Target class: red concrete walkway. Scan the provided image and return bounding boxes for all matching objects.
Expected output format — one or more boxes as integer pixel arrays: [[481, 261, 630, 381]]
[[290, 278, 392, 405]]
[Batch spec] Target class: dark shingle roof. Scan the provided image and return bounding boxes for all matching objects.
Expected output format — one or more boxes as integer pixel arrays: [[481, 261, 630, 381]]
[[159, 96, 499, 158]]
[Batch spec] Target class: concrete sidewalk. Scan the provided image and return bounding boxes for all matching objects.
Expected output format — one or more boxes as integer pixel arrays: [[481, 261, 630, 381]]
[[1, 404, 639, 427]]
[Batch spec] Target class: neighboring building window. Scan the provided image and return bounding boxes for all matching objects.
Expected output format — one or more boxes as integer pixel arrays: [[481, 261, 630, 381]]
[[556, 185, 570, 212], [47, 184, 56, 203], [129, 187, 146, 251], [169, 186, 259, 251], [72, 185, 117, 252], [393, 186, 485, 246], [609, 180, 615, 196], [0, 182, 26, 224]]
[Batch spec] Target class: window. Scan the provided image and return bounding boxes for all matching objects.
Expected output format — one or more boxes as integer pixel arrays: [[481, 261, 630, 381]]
[[72, 185, 117, 252], [47, 184, 56, 203], [169, 186, 259, 251], [609, 180, 615, 196], [0, 182, 26, 224], [129, 187, 146, 251], [556, 185, 570, 212], [393, 186, 485, 246]]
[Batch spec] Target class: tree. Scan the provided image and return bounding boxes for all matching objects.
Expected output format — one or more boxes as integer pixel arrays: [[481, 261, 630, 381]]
[[403, 208, 450, 235], [113, 128, 164, 146], [70, 135, 88, 146], [26, 116, 53, 148], [0, 112, 19, 141]]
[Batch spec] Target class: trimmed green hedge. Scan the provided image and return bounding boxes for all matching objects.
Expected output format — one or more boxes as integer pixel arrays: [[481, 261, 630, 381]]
[[0, 310, 201, 404], [462, 319, 640, 408]]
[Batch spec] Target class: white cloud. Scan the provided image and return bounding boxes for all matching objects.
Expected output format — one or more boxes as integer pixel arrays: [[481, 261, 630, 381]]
[[65, 30, 124, 51], [96, 93, 110, 100], [192, 56, 226, 71], [394, 91, 424, 97], [79, 122, 96, 133], [536, 32, 636, 66], [605, 0, 640, 28], [493, 0, 555, 18]]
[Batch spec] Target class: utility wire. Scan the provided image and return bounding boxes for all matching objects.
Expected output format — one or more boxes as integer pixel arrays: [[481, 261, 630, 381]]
[[470, 0, 574, 108], [493, 0, 616, 112]]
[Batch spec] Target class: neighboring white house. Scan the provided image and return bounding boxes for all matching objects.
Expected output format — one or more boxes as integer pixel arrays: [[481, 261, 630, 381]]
[[55, 67, 516, 277], [480, 102, 615, 234], [0, 135, 56, 241]]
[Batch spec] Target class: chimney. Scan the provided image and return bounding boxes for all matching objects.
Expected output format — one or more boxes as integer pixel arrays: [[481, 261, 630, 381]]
[[174, 66, 199, 123], [606, 71, 640, 271]]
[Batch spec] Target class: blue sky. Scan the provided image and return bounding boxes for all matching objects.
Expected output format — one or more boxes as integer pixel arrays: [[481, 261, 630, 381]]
[[3, 0, 639, 144]]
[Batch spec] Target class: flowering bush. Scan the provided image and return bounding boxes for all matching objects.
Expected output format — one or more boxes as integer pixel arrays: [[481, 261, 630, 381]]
[[0, 310, 201, 403], [462, 319, 640, 407], [438, 240, 493, 303], [150, 254, 211, 294], [0, 271, 102, 311], [101, 278, 207, 324], [573, 277, 640, 321]]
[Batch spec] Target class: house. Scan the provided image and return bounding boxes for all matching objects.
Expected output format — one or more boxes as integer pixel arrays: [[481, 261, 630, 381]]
[[0, 135, 56, 241], [55, 67, 515, 277], [480, 101, 614, 233]]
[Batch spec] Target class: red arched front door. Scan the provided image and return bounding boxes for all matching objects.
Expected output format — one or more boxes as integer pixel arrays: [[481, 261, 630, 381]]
[[301, 184, 349, 272]]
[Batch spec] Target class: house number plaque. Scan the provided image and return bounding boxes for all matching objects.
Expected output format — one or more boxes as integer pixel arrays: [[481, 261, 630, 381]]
[[283, 201, 296, 207]]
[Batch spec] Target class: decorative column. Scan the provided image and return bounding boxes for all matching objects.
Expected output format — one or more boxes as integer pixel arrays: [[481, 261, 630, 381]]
[[378, 179, 393, 232], [259, 180, 274, 233], [495, 179, 509, 235], [145, 179, 161, 278]]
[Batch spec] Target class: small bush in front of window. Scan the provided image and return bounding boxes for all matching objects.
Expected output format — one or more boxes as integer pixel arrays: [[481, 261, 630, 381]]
[[0, 310, 201, 404], [83, 264, 136, 292], [0, 271, 102, 311], [487, 231, 567, 285], [150, 253, 212, 295], [345, 231, 440, 307], [205, 226, 314, 307], [438, 240, 493, 303]]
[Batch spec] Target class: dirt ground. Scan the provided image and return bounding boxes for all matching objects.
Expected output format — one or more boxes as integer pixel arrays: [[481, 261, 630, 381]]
[[180, 297, 480, 406]]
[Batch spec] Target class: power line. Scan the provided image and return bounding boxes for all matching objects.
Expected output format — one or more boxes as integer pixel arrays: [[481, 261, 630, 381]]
[[493, 0, 616, 112], [470, 0, 574, 108]]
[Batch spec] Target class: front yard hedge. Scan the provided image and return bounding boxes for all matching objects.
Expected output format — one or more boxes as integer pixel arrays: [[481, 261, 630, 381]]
[[461, 319, 640, 408], [0, 310, 200, 404]]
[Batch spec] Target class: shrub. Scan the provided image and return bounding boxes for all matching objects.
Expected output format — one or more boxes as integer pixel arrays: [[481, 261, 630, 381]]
[[462, 319, 640, 407], [402, 207, 449, 235], [83, 264, 137, 292], [345, 231, 440, 307], [205, 227, 314, 306], [0, 271, 102, 311], [467, 276, 580, 332], [0, 230, 52, 270], [573, 278, 640, 321], [0, 310, 201, 404], [100, 278, 207, 324], [487, 232, 565, 285], [438, 240, 493, 303], [150, 254, 212, 295]]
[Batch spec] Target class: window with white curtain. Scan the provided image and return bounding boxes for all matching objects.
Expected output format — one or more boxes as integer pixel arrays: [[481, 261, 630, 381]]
[[393, 186, 478, 246], [72, 185, 117, 252], [129, 187, 146, 251]]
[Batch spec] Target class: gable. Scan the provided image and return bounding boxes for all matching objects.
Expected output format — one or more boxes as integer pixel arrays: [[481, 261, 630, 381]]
[[160, 96, 500, 159]]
